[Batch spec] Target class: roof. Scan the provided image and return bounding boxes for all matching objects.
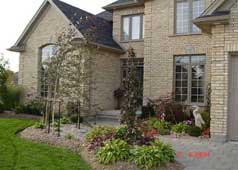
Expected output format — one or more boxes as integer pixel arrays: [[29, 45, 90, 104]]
[[193, 0, 236, 33], [96, 11, 113, 22], [104, 0, 144, 10], [53, 0, 123, 51], [9, 0, 123, 53]]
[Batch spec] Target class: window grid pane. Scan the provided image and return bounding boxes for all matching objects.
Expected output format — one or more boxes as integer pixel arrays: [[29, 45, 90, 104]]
[[192, 0, 204, 33], [176, 0, 189, 34], [122, 15, 143, 41], [175, 55, 206, 104], [175, 63, 189, 102], [122, 17, 130, 41], [131, 16, 141, 40], [41, 45, 57, 97]]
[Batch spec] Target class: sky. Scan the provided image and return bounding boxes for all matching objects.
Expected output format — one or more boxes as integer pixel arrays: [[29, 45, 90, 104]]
[[0, 0, 115, 72]]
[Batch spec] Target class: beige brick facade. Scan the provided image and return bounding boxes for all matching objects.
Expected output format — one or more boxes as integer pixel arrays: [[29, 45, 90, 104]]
[[16, 0, 238, 142], [210, 1, 238, 142], [19, 4, 70, 96], [143, 0, 213, 100], [18, 3, 121, 113]]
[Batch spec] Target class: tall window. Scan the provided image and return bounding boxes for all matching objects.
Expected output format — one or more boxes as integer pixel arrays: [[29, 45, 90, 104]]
[[40, 45, 57, 97], [176, 0, 204, 34], [175, 55, 206, 104], [121, 14, 144, 41]]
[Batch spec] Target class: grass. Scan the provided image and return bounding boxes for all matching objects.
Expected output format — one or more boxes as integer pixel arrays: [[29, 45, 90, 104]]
[[0, 118, 91, 170]]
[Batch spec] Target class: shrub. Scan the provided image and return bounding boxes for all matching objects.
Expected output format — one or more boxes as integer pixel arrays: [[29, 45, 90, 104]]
[[188, 126, 202, 137], [136, 136, 155, 146], [51, 121, 58, 128], [201, 112, 210, 128], [96, 139, 130, 164], [115, 126, 127, 139], [33, 121, 45, 129], [1, 85, 24, 110], [65, 133, 74, 140], [171, 123, 189, 135], [202, 128, 210, 137], [21, 99, 45, 116], [69, 114, 83, 123], [66, 101, 79, 115], [61, 116, 70, 124], [147, 94, 191, 123], [130, 140, 175, 170], [116, 126, 143, 143], [149, 118, 171, 135], [0, 100, 4, 113], [88, 133, 115, 151], [85, 126, 116, 143]]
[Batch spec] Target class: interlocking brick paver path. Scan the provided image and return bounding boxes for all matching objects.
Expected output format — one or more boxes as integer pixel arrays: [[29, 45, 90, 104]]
[[160, 136, 238, 170]]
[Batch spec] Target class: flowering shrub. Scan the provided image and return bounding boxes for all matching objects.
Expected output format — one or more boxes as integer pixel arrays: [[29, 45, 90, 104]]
[[87, 133, 115, 151], [183, 120, 193, 126], [147, 93, 191, 123]]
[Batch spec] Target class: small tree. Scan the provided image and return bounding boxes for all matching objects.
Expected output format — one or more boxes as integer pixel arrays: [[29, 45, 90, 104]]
[[120, 48, 140, 144], [44, 26, 97, 129]]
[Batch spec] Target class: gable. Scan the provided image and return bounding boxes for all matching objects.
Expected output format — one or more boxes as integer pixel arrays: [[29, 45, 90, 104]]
[[9, 0, 124, 53]]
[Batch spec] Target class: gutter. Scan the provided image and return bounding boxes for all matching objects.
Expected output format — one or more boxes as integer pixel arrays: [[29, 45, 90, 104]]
[[103, 0, 144, 10], [193, 14, 230, 24]]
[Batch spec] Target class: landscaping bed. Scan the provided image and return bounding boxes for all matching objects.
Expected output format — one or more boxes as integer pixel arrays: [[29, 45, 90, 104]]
[[20, 123, 184, 170]]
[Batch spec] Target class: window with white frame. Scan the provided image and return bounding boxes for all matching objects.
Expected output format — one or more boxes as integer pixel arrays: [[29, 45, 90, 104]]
[[40, 44, 57, 97], [175, 55, 206, 104], [121, 14, 143, 41], [176, 0, 204, 34]]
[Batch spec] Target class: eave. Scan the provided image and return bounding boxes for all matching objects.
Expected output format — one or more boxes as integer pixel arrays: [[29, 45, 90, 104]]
[[72, 38, 125, 54], [7, 46, 25, 52], [193, 14, 230, 33], [103, 0, 144, 11]]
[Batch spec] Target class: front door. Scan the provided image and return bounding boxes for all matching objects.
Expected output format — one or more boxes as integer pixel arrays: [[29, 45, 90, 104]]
[[229, 55, 238, 141]]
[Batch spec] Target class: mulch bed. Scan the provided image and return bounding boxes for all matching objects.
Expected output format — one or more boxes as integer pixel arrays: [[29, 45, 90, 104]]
[[0, 111, 41, 120], [20, 126, 184, 170]]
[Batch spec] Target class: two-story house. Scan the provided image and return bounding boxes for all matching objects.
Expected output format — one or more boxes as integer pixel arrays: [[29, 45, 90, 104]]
[[8, 0, 238, 142]]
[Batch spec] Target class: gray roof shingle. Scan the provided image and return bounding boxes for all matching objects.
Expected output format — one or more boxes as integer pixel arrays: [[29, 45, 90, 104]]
[[52, 0, 123, 51], [96, 11, 113, 22]]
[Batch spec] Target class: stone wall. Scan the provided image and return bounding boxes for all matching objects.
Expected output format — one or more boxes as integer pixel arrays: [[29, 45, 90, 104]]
[[210, 1, 238, 142]]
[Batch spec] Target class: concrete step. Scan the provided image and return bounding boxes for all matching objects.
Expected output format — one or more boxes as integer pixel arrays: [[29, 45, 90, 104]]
[[96, 110, 121, 120]]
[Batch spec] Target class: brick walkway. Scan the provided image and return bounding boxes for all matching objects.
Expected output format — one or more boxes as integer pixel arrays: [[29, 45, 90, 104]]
[[160, 136, 238, 170]]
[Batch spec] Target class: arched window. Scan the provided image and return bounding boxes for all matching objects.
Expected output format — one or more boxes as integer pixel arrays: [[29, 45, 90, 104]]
[[40, 44, 57, 97]]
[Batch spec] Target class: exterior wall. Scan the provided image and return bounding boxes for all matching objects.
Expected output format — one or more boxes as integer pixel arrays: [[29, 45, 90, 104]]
[[18, 3, 121, 114], [113, 6, 144, 58], [19, 3, 70, 97], [91, 50, 121, 114], [143, 0, 213, 104], [210, 1, 238, 142]]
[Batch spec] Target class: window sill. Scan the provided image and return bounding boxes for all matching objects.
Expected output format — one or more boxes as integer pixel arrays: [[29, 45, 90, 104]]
[[176, 102, 207, 107], [169, 33, 203, 37], [120, 39, 144, 43]]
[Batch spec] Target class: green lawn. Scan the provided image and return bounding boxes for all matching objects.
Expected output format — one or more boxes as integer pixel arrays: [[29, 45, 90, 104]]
[[0, 118, 91, 170]]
